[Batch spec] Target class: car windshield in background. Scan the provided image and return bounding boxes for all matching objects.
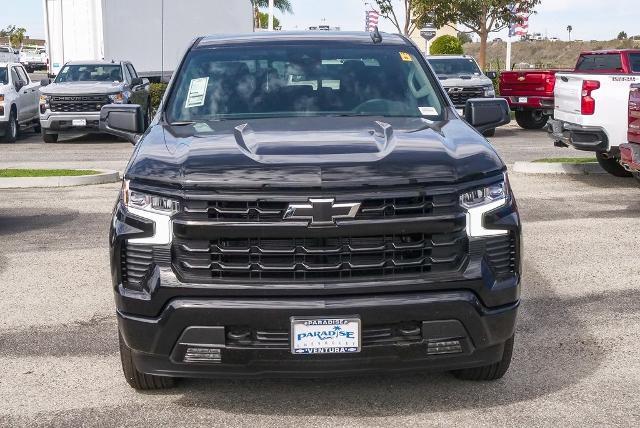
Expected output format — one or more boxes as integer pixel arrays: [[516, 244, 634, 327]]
[[0, 67, 7, 85], [575, 54, 623, 72], [55, 64, 123, 83], [428, 58, 482, 76], [166, 45, 445, 123], [630, 53, 640, 72]]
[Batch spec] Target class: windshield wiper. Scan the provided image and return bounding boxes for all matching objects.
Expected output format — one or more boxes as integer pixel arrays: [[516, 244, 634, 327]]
[[169, 121, 196, 126]]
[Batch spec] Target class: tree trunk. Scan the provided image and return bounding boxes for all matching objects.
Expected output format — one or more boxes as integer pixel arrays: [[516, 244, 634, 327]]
[[478, 32, 488, 69]]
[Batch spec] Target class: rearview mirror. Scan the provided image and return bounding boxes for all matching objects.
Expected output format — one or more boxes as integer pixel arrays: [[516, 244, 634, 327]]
[[485, 71, 498, 80], [464, 98, 510, 134], [100, 104, 144, 145]]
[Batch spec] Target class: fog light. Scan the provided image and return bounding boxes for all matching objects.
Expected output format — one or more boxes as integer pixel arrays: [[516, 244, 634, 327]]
[[184, 347, 222, 363], [427, 339, 462, 355]]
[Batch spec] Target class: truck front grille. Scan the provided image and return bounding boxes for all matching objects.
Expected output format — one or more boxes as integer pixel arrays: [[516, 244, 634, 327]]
[[49, 95, 109, 113], [173, 231, 468, 282], [446, 86, 485, 107]]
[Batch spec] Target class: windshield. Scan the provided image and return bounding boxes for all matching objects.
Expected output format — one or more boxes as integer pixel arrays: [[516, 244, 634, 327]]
[[428, 58, 482, 76], [0, 67, 7, 85], [55, 64, 123, 83], [630, 54, 640, 73], [166, 45, 445, 123]]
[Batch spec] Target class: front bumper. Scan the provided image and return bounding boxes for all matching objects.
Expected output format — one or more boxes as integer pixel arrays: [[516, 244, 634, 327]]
[[620, 143, 640, 172], [546, 119, 609, 152], [119, 292, 518, 378], [40, 112, 101, 134]]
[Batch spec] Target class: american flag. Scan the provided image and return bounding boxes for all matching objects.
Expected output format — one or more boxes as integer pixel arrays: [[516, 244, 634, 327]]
[[509, 5, 529, 37], [366, 9, 379, 32]]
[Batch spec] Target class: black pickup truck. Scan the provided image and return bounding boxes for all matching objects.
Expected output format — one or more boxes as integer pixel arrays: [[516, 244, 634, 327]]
[[101, 31, 520, 390]]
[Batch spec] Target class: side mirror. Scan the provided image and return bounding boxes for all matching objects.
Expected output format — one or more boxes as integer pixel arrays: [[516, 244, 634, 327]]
[[464, 98, 510, 134], [485, 71, 498, 80], [40, 78, 50, 87], [131, 77, 143, 86], [14, 80, 24, 92], [100, 104, 144, 145]]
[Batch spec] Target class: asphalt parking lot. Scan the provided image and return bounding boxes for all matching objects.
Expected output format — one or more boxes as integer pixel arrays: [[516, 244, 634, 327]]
[[1, 127, 639, 426]]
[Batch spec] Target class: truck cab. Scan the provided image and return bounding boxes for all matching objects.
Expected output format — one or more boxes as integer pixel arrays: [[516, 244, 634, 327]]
[[0, 62, 41, 143], [99, 32, 519, 390], [547, 49, 640, 177], [39, 60, 151, 143]]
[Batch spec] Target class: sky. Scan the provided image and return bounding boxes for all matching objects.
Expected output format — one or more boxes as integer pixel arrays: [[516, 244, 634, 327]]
[[0, 0, 637, 42]]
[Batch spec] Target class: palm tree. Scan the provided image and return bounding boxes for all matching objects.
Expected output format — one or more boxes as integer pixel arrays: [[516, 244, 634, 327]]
[[252, 0, 292, 29], [567, 25, 573, 41]]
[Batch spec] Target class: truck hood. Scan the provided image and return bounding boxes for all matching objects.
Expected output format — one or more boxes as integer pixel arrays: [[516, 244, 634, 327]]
[[438, 75, 493, 87], [127, 115, 504, 189], [41, 81, 125, 95]]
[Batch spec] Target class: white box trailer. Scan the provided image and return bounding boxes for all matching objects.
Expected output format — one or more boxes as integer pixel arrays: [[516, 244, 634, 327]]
[[42, 0, 254, 79]]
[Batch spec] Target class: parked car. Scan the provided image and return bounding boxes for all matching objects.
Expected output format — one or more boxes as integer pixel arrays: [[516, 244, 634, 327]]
[[0, 62, 41, 143], [0, 46, 18, 63], [426, 54, 499, 136], [547, 49, 640, 176], [500, 69, 569, 129], [39, 60, 151, 143], [100, 31, 518, 390], [19, 47, 48, 72], [619, 84, 640, 179]]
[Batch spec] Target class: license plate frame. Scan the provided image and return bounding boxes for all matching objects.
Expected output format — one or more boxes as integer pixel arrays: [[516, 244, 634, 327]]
[[72, 119, 87, 127], [290, 316, 361, 355]]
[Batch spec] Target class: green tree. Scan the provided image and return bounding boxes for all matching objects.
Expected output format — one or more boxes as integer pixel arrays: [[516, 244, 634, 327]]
[[258, 12, 281, 30], [373, 0, 433, 36], [415, 0, 541, 69], [457, 32, 473, 44], [617, 31, 628, 40], [251, 0, 292, 29], [429, 35, 463, 55], [1, 25, 27, 48], [567, 25, 573, 41]]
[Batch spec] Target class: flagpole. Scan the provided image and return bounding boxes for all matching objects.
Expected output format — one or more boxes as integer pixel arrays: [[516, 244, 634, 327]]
[[506, 36, 512, 71]]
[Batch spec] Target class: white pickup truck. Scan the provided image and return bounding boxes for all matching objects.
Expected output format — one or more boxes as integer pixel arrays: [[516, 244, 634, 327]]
[[0, 62, 41, 143], [548, 49, 640, 176]]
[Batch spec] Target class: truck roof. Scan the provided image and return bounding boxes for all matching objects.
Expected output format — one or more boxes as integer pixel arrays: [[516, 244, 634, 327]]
[[196, 31, 411, 48], [426, 55, 476, 60], [65, 60, 125, 66], [580, 49, 640, 55]]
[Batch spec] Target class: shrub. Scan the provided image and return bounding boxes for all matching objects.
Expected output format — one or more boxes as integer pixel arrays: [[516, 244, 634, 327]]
[[150, 82, 168, 113], [430, 35, 464, 55]]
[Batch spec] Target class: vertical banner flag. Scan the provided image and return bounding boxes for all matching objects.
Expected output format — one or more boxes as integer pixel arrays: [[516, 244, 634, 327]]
[[366, 9, 380, 32], [509, 4, 529, 38]]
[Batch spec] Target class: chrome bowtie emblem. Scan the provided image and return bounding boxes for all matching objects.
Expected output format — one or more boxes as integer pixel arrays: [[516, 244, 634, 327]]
[[283, 199, 361, 226], [448, 87, 464, 93]]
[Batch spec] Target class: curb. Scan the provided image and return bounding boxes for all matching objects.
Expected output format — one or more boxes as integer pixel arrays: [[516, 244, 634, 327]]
[[0, 170, 121, 189], [513, 161, 606, 175]]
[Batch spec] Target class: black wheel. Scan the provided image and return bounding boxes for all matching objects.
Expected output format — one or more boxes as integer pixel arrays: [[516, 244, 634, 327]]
[[515, 110, 549, 130], [483, 128, 496, 137], [1, 109, 18, 143], [632, 172, 640, 183], [41, 131, 58, 144], [33, 123, 41, 133], [451, 336, 514, 381], [119, 331, 175, 390], [144, 101, 152, 130], [596, 152, 632, 177]]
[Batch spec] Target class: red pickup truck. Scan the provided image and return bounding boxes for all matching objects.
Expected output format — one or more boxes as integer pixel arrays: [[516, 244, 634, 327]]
[[500, 70, 565, 129], [619, 84, 640, 179], [502, 49, 640, 131]]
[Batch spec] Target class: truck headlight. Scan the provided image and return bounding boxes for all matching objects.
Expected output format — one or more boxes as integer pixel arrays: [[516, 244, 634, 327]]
[[108, 92, 126, 104], [484, 85, 496, 97], [122, 179, 179, 216], [39, 95, 50, 114], [461, 174, 509, 237]]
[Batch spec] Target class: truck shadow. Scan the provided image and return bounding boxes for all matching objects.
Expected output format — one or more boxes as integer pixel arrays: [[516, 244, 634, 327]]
[[168, 264, 623, 416]]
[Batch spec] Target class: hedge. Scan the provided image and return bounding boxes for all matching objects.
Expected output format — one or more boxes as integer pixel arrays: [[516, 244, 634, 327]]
[[429, 35, 464, 55]]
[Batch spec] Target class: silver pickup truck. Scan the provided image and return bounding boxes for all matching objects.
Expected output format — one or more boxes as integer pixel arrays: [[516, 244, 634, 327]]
[[39, 60, 151, 143]]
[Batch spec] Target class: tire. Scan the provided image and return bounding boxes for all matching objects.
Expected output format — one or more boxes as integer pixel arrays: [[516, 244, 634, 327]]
[[1, 109, 18, 143], [119, 331, 175, 390], [596, 152, 632, 177], [515, 110, 549, 130], [632, 172, 640, 183], [143, 101, 152, 130], [34, 123, 42, 133], [41, 131, 58, 144], [483, 128, 496, 137], [451, 335, 514, 381]]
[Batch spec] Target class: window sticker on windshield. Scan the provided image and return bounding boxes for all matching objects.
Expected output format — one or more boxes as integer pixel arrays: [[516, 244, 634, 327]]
[[419, 106, 438, 115], [185, 77, 209, 108], [399, 52, 413, 62]]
